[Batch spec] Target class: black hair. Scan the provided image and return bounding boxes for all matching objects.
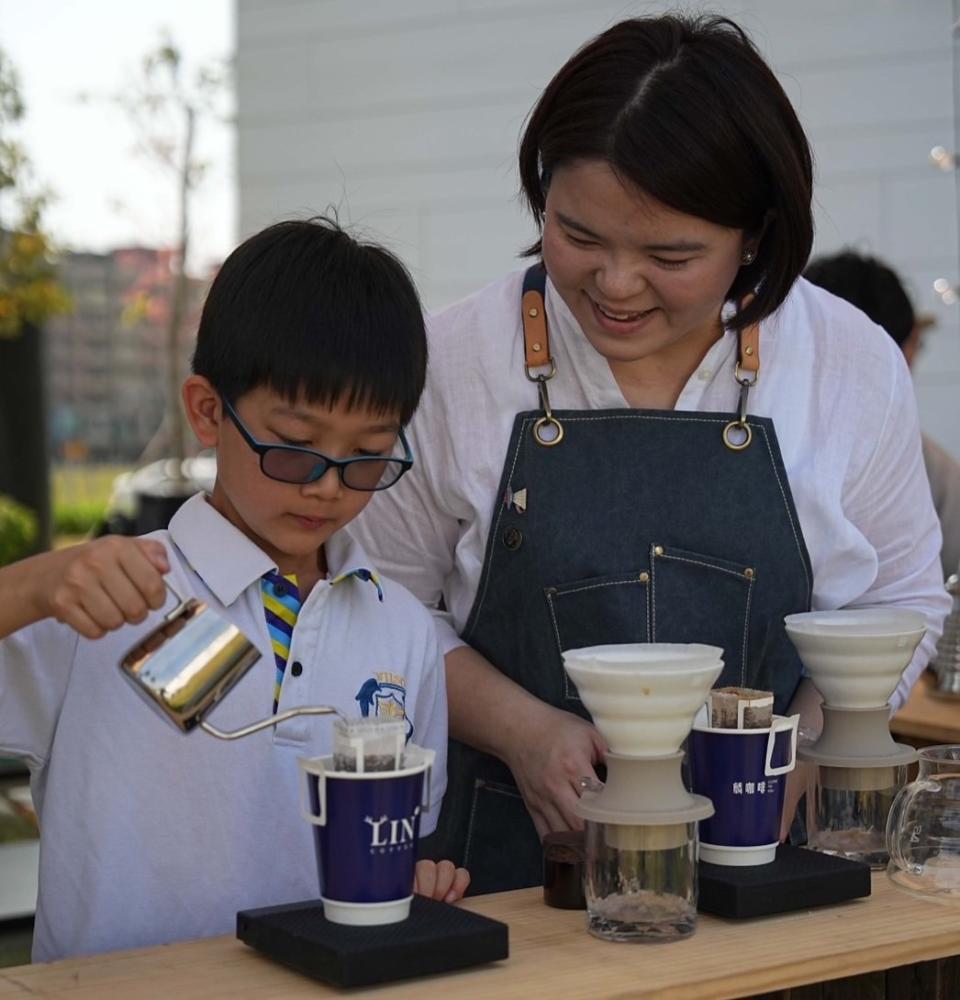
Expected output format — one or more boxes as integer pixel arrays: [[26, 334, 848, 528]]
[[518, 14, 814, 331], [804, 250, 915, 347], [192, 216, 427, 423]]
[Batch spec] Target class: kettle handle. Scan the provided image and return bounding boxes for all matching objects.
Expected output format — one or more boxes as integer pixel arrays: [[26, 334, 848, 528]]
[[886, 777, 941, 871], [199, 705, 341, 741], [163, 580, 195, 621]]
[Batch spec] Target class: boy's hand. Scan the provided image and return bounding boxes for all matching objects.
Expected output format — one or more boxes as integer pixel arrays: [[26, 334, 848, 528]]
[[39, 537, 170, 639], [414, 859, 470, 903]]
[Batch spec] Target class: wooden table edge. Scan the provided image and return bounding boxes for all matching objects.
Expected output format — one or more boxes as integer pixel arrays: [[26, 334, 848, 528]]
[[4, 878, 960, 999]]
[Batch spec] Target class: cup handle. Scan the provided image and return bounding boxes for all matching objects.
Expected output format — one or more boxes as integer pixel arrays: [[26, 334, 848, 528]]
[[298, 758, 328, 827], [419, 748, 436, 811], [764, 714, 800, 776]]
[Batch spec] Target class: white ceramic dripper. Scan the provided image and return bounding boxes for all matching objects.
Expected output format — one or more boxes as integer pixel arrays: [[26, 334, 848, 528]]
[[784, 609, 926, 867], [562, 643, 724, 942]]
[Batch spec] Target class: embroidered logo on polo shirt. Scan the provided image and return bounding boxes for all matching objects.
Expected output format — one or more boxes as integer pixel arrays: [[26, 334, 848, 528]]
[[355, 671, 413, 740]]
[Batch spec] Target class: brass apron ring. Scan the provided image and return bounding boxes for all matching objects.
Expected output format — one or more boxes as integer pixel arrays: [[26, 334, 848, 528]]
[[527, 365, 564, 447], [722, 420, 753, 451], [723, 372, 756, 452], [533, 415, 564, 447]]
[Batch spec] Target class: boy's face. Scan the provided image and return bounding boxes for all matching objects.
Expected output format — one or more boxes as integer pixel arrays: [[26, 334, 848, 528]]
[[184, 379, 403, 577]]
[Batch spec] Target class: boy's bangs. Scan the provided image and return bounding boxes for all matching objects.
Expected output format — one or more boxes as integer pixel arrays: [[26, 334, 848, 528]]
[[193, 219, 427, 425]]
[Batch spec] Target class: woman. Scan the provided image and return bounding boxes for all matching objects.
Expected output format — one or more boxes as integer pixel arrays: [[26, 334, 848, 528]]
[[353, 14, 949, 893]]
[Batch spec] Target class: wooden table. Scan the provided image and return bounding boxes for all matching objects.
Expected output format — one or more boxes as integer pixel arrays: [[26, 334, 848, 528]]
[[1, 873, 958, 999], [892, 670, 960, 746]]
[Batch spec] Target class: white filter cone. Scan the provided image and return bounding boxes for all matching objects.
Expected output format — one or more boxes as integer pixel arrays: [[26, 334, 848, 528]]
[[784, 610, 926, 709], [563, 643, 724, 756]]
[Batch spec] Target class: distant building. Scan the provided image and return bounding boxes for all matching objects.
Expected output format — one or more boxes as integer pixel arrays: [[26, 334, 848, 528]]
[[46, 248, 209, 463]]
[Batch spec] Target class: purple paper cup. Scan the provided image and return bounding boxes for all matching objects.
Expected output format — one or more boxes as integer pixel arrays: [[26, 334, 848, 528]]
[[688, 713, 798, 866], [299, 746, 435, 924]]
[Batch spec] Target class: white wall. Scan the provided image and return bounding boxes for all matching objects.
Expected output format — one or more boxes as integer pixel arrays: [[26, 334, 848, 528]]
[[236, 0, 960, 456]]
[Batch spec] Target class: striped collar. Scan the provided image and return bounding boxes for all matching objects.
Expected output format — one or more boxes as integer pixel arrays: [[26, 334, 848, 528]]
[[168, 494, 386, 606]]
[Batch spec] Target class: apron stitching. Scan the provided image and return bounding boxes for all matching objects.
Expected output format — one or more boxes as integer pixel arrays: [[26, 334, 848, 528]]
[[646, 575, 653, 642], [659, 553, 754, 580], [741, 576, 755, 685], [465, 426, 528, 639], [543, 414, 742, 427], [755, 424, 812, 600], [658, 553, 755, 680], [551, 578, 648, 596], [650, 544, 658, 641], [549, 581, 647, 699], [543, 592, 569, 697], [463, 779, 483, 867]]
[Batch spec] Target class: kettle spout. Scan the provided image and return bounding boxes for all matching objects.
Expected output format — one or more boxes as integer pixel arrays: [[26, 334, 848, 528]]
[[199, 705, 343, 741]]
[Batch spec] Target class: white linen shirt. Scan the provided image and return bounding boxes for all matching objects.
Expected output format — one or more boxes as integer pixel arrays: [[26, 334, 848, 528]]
[[353, 271, 949, 710], [0, 494, 447, 961]]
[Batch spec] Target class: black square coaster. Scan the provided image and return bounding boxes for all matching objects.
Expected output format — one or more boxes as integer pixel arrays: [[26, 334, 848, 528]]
[[697, 844, 872, 918], [237, 895, 509, 988]]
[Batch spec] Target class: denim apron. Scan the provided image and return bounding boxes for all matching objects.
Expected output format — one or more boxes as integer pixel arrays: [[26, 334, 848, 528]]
[[431, 265, 813, 894]]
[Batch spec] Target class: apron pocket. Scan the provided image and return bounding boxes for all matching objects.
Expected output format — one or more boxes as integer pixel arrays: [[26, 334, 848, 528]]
[[464, 779, 543, 893], [545, 571, 651, 702], [650, 544, 756, 686]]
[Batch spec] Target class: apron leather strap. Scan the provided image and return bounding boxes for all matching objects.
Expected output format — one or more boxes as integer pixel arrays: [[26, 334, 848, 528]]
[[736, 291, 760, 379], [738, 323, 760, 377], [522, 290, 550, 369], [521, 265, 552, 373], [726, 302, 760, 451], [521, 263, 760, 384]]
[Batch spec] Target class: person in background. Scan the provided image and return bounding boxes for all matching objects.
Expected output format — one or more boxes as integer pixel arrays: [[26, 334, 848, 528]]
[[351, 14, 950, 893], [805, 250, 960, 578], [0, 217, 468, 961]]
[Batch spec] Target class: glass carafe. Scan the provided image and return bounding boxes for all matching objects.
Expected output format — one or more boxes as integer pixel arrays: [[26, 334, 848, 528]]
[[806, 762, 909, 867], [584, 819, 697, 942], [886, 744, 960, 897]]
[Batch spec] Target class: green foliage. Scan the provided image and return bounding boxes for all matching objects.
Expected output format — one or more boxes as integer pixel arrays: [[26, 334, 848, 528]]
[[0, 47, 71, 339], [53, 500, 107, 537], [0, 494, 38, 566]]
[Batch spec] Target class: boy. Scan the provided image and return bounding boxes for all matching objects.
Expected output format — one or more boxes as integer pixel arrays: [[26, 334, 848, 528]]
[[0, 218, 468, 961]]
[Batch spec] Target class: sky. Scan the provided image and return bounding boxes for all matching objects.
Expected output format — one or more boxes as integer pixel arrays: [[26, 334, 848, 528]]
[[1, 0, 235, 272]]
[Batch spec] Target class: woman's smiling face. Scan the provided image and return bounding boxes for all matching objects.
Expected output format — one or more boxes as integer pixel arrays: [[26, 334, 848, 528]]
[[541, 160, 751, 369]]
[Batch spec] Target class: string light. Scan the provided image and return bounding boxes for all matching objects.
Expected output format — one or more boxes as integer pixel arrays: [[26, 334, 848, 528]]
[[934, 278, 959, 305], [930, 146, 958, 171]]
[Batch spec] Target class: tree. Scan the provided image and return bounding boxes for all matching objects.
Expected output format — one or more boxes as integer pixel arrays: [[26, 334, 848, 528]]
[[102, 37, 230, 484], [0, 48, 70, 554], [0, 49, 70, 338]]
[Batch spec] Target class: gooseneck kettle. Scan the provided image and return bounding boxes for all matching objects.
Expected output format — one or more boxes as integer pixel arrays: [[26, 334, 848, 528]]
[[120, 583, 338, 739]]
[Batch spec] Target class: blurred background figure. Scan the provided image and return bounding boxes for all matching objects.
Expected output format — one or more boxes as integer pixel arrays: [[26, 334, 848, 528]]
[[805, 250, 960, 578]]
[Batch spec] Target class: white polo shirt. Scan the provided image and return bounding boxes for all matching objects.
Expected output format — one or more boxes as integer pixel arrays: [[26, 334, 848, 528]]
[[353, 272, 950, 710], [0, 494, 447, 961]]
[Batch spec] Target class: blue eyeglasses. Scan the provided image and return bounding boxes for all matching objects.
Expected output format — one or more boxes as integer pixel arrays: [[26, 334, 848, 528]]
[[221, 398, 413, 492]]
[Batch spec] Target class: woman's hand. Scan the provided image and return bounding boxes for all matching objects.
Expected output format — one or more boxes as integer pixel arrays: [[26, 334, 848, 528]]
[[37, 536, 169, 639], [503, 701, 607, 839], [414, 859, 471, 902], [443, 645, 607, 840]]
